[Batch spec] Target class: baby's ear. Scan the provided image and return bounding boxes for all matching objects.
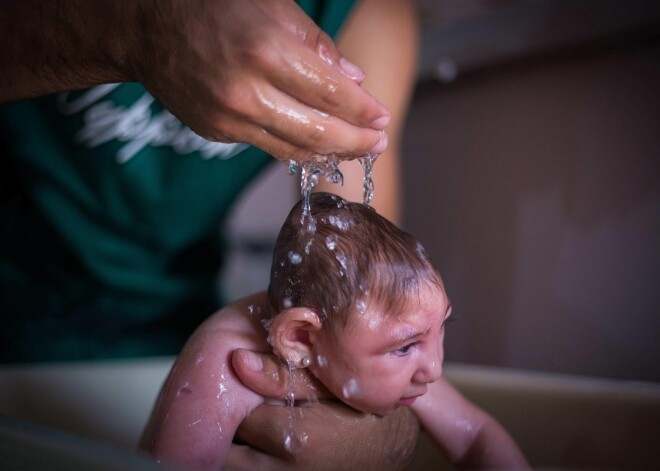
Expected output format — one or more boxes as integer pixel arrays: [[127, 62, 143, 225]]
[[269, 307, 322, 368]]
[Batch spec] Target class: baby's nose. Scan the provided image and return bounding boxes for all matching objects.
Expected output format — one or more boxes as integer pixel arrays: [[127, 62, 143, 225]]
[[414, 354, 443, 384]]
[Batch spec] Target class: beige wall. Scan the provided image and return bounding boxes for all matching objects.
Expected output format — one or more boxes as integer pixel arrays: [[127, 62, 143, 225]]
[[403, 40, 660, 382]]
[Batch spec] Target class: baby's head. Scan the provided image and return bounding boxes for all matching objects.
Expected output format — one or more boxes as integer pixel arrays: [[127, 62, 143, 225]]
[[267, 192, 451, 415]]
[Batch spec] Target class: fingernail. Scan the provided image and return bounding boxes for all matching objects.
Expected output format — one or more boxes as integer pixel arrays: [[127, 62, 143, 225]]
[[339, 57, 365, 80], [370, 131, 388, 155], [240, 350, 263, 372], [370, 115, 390, 130]]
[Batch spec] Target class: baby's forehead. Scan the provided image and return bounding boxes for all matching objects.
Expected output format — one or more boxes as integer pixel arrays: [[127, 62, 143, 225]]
[[347, 284, 447, 324]]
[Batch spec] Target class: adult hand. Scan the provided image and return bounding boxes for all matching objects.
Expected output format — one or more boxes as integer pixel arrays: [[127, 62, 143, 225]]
[[132, 0, 390, 161], [228, 349, 420, 470]]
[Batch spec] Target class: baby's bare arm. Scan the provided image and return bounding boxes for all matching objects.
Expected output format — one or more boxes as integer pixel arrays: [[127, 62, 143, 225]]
[[140, 294, 268, 470], [412, 377, 529, 470]]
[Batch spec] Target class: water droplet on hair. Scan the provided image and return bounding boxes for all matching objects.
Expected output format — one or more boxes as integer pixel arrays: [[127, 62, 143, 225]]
[[288, 251, 302, 265], [329, 215, 351, 230], [335, 253, 348, 275], [325, 235, 337, 251], [356, 299, 367, 314], [261, 318, 273, 332]]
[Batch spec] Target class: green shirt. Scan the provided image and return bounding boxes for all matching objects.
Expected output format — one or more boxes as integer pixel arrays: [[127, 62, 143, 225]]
[[0, 0, 356, 362]]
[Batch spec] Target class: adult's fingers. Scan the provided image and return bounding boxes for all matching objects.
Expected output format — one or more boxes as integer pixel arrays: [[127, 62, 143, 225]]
[[235, 87, 388, 159], [232, 348, 330, 400], [256, 0, 366, 82], [211, 111, 387, 162], [233, 401, 366, 463], [234, 401, 421, 471], [268, 33, 390, 129]]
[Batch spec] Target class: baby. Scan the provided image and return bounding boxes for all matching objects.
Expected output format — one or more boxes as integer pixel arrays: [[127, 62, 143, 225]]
[[140, 192, 529, 470]]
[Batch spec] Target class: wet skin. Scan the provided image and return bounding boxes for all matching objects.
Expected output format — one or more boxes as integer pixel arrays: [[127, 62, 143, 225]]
[[308, 283, 452, 415]]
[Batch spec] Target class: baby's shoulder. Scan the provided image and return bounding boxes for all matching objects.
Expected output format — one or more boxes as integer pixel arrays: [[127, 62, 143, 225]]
[[188, 291, 271, 354]]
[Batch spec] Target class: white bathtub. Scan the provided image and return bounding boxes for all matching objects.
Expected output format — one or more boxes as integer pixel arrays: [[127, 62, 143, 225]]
[[1, 359, 659, 469]]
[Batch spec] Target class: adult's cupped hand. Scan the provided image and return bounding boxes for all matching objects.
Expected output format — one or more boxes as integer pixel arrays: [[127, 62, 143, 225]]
[[132, 0, 390, 161]]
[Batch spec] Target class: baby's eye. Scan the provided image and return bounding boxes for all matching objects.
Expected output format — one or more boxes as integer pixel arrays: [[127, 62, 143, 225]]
[[394, 343, 416, 357]]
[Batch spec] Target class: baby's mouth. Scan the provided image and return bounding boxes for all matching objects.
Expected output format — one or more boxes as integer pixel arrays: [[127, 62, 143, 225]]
[[398, 395, 421, 406]]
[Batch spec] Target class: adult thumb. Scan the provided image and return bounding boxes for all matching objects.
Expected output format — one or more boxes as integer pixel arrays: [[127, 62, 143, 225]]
[[232, 348, 329, 401]]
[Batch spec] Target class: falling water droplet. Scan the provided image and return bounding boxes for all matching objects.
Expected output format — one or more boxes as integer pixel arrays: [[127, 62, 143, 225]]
[[358, 153, 379, 206], [289, 160, 298, 175]]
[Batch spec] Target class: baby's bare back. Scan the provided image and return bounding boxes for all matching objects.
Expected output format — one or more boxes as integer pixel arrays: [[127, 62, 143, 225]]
[[140, 292, 271, 470]]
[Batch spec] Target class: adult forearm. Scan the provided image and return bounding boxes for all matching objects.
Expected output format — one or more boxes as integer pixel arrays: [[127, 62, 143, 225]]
[[0, 0, 139, 102]]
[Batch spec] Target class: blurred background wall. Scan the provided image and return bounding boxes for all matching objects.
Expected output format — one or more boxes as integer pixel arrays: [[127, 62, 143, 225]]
[[223, 0, 660, 382]]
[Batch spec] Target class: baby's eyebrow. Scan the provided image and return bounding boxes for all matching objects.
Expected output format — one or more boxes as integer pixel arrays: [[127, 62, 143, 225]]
[[384, 325, 429, 350]]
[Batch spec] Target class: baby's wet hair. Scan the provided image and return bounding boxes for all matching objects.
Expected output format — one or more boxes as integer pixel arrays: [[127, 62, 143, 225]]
[[268, 192, 443, 326]]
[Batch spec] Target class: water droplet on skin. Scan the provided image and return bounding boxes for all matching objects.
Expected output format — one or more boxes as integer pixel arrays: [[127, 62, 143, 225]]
[[286, 390, 295, 408], [316, 354, 327, 367], [284, 433, 293, 452], [342, 378, 360, 399], [177, 381, 192, 397], [455, 418, 473, 433], [368, 317, 380, 330], [288, 251, 302, 265], [217, 365, 229, 398]]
